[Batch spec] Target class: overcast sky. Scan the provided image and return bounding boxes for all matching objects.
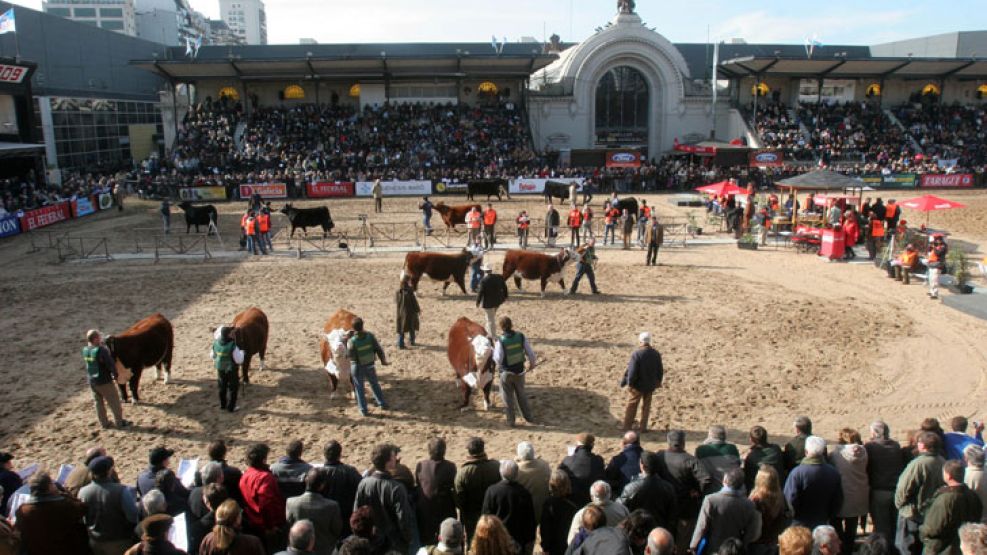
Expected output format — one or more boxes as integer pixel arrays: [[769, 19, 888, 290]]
[[4, 0, 983, 46]]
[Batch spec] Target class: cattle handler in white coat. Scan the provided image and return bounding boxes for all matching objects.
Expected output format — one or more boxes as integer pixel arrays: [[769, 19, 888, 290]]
[[493, 317, 537, 427]]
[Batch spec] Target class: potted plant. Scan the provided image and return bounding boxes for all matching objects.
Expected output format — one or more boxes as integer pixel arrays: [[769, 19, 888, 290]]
[[947, 250, 974, 294], [737, 232, 758, 250]]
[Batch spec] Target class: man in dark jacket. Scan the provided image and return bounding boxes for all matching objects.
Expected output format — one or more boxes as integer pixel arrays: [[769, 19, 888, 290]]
[[193, 439, 243, 506], [79, 456, 139, 554], [605, 431, 643, 497], [897, 432, 947, 555], [866, 420, 907, 548], [560, 433, 606, 506], [272, 439, 314, 499], [620, 332, 663, 432], [353, 443, 414, 553], [481, 460, 536, 553], [14, 471, 89, 554], [187, 483, 228, 555], [545, 204, 560, 247], [322, 440, 362, 538], [136, 447, 189, 512], [690, 468, 762, 553], [783, 435, 843, 529], [476, 266, 508, 336], [82, 329, 130, 429], [286, 469, 342, 555], [454, 437, 501, 541], [657, 430, 716, 550], [0, 453, 22, 518], [415, 437, 458, 547], [784, 416, 814, 471], [920, 460, 983, 555], [618, 451, 678, 532]]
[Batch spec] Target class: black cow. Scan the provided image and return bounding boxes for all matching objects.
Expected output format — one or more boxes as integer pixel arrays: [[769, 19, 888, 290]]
[[544, 181, 573, 203], [610, 197, 639, 218], [177, 201, 218, 234], [467, 179, 510, 201], [280, 203, 334, 238]]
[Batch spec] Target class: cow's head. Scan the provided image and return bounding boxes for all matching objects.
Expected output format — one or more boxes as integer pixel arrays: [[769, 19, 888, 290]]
[[559, 248, 573, 265], [434, 202, 448, 213], [471, 335, 493, 372], [464, 247, 483, 264], [279, 203, 292, 215], [325, 329, 350, 363], [103, 335, 117, 358], [177, 201, 192, 211]]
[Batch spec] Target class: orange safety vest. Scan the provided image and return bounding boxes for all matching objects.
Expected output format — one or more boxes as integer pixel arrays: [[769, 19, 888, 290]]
[[245, 217, 256, 235], [483, 209, 497, 226], [582, 208, 593, 221], [900, 250, 918, 267], [604, 208, 619, 225], [467, 211, 481, 229], [642, 206, 652, 219], [240, 214, 249, 230], [870, 219, 885, 237], [885, 203, 897, 220], [517, 217, 529, 230], [257, 213, 270, 233], [568, 210, 582, 228], [928, 249, 941, 263]]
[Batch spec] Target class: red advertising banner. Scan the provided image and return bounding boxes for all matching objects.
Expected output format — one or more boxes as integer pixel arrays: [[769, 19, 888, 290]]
[[306, 182, 354, 198], [919, 173, 974, 188], [239, 183, 287, 199], [20, 201, 71, 232], [605, 150, 641, 168], [749, 150, 784, 167], [673, 143, 717, 155]]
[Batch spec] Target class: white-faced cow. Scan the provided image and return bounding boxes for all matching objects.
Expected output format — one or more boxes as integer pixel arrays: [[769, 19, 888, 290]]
[[177, 202, 218, 234], [104, 313, 174, 403], [229, 307, 269, 385], [501, 248, 573, 296], [401, 249, 479, 295], [320, 309, 357, 400], [447, 317, 495, 411], [280, 204, 334, 238], [432, 202, 481, 230]]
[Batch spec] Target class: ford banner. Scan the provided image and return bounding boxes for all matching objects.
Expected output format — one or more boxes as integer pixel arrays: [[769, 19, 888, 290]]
[[20, 201, 71, 232], [749, 150, 784, 167], [307, 182, 355, 198], [72, 196, 96, 218], [920, 173, 974, 188], [605, 150, 641, 168], [0, 214, 20, 238]]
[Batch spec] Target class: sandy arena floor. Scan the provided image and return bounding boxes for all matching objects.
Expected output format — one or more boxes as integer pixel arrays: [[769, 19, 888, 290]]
[[1, 191, 986, 484]]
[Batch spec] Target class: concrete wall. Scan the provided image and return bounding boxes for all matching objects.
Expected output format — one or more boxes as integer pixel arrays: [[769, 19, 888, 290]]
[[136, 9, 179, 46], [871, 33, 960, 57]]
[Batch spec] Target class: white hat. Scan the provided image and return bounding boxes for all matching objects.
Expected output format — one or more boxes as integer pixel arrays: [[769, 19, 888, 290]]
[[639, 332, 652, 344], [480, 265, 492, 272]]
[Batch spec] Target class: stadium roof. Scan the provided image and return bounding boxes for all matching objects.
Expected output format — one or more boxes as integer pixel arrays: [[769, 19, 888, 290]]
[[132, 43, 557, 81], [776, 170, 864, 191], [717, 55, 987, 80]]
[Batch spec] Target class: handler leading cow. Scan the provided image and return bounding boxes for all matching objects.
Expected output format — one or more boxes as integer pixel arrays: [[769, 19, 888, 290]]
[[104, 313, 174, 404]]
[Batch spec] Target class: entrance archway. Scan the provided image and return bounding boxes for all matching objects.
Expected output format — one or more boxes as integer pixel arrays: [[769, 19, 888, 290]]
[[594, 65, 649, 146]]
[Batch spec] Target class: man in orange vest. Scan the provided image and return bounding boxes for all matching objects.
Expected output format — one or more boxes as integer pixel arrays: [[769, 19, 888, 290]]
[[866, 215, 885, 261], [516, 210, 530, 248], [239, 209, 251, 251], [887, 243, 919, 284], [257, 207, 273, 252], [603, 202, 620, 245], [244, 210, 263, 255], [927, 234, 948, 299], [884, 199, 900, 239], [567, 205, 582, 247], [482, 203, 497, 248], [466, 206, 482, 246]]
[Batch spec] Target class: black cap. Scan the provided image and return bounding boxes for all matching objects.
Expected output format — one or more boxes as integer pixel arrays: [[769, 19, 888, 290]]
[[0, 452, 12, 464], [88, 456, 114, 475], [149, 447, 174, 467]]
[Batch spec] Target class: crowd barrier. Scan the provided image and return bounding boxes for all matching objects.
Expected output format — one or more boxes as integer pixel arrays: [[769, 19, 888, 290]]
[[0, 193, 115, 241]]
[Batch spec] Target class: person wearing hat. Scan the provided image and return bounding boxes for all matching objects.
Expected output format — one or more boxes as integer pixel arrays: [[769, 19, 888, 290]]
[[417, 517, 465, 554], [137, 447, 190, 515], [79, 456, 140, 555], [124, 513, 184, 555], [372, 178, 383, 213], [476, 265, 508, 336], [468, 240, 485, 293], [619, 332, 664, 433], [395, 275, 421, 349], [82, 329, 130, 430], [569, 238, 600, 295], [927, 233, 949, 299]]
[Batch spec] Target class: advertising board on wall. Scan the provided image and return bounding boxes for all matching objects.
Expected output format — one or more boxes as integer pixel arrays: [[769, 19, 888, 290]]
[[860, 173, 918, 188], [19, 201, 71, 232], [508, 177, 584, 194], [605, 150, 641, 168], [239, 183, 288, 199], [72, 196, 96, 217], [306, 182, 355, 198], [179, 186, 228, 201], [433, 181, 468, 193], [0, 214, 20, 238], [919, 173, 974, 188], [355, 180, 432, 197], [749, 150, 784, 167]]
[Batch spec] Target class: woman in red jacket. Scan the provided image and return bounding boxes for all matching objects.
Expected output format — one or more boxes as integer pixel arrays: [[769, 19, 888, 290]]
[[238, 444, 286, 552], [842, 209, 859, 260]]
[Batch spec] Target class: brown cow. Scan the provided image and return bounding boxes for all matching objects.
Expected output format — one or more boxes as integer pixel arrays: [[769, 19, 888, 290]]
[[402, 249, 479, 295], [320, 309, 356, 399], [433, 202, 481, 229], [501, 248, 573, 296], [229, 307, 269, 386], [447, 317, 495, 411], [105, 313, 174, 403]]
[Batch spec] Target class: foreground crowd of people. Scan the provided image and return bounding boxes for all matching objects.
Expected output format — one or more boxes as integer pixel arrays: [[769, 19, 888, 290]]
[[4, 415, 987, 555]]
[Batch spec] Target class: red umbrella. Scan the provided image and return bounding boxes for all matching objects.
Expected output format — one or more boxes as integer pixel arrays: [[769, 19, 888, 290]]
[[898, 194, 967, 226], [695, 181, 747, 196]]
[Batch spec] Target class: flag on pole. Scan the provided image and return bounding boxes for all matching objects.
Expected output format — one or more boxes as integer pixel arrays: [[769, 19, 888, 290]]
[[0, 8, 16, 35], [804, 34, 823, 58], [193, 35, 203, 58], [185, 37, 193, 57], [491, 35, 498, 52]]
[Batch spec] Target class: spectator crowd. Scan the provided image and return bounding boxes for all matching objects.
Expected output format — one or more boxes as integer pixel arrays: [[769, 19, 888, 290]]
[[4, 415, 987, 555]]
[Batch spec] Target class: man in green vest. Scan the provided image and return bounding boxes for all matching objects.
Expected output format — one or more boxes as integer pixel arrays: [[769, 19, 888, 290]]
[[346, 318, 390, 417], [212, 327, 244, 412], [492, 317, 537, 427], [82, 329, 129, 429]]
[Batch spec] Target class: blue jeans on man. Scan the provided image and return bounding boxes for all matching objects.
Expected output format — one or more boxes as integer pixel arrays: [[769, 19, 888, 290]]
[[603, 224, 615, 244], [470, 262, 483, 292], [569, 262, 599, 294], [423, 215, 432, 235], [263, 231, 273, 251], [246, 234, 267, 255], [351, 363, 388, 416]]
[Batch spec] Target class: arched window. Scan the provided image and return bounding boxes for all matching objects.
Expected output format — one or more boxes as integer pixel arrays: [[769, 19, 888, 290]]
[[218, 87, 240, 101], [349, 84, 361, 97], [477, 81, 499, 95], [595, 66, 649, 145], [283, 85, 305, 99]]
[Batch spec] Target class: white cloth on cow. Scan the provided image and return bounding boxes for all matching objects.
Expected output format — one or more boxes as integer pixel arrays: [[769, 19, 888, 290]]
[[324, 329, 349, 377], [464, 335, 494, 389]]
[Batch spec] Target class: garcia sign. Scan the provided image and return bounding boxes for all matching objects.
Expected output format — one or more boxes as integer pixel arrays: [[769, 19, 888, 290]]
[[0, 214, 20, 238], [919, 173, 974, 188]]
